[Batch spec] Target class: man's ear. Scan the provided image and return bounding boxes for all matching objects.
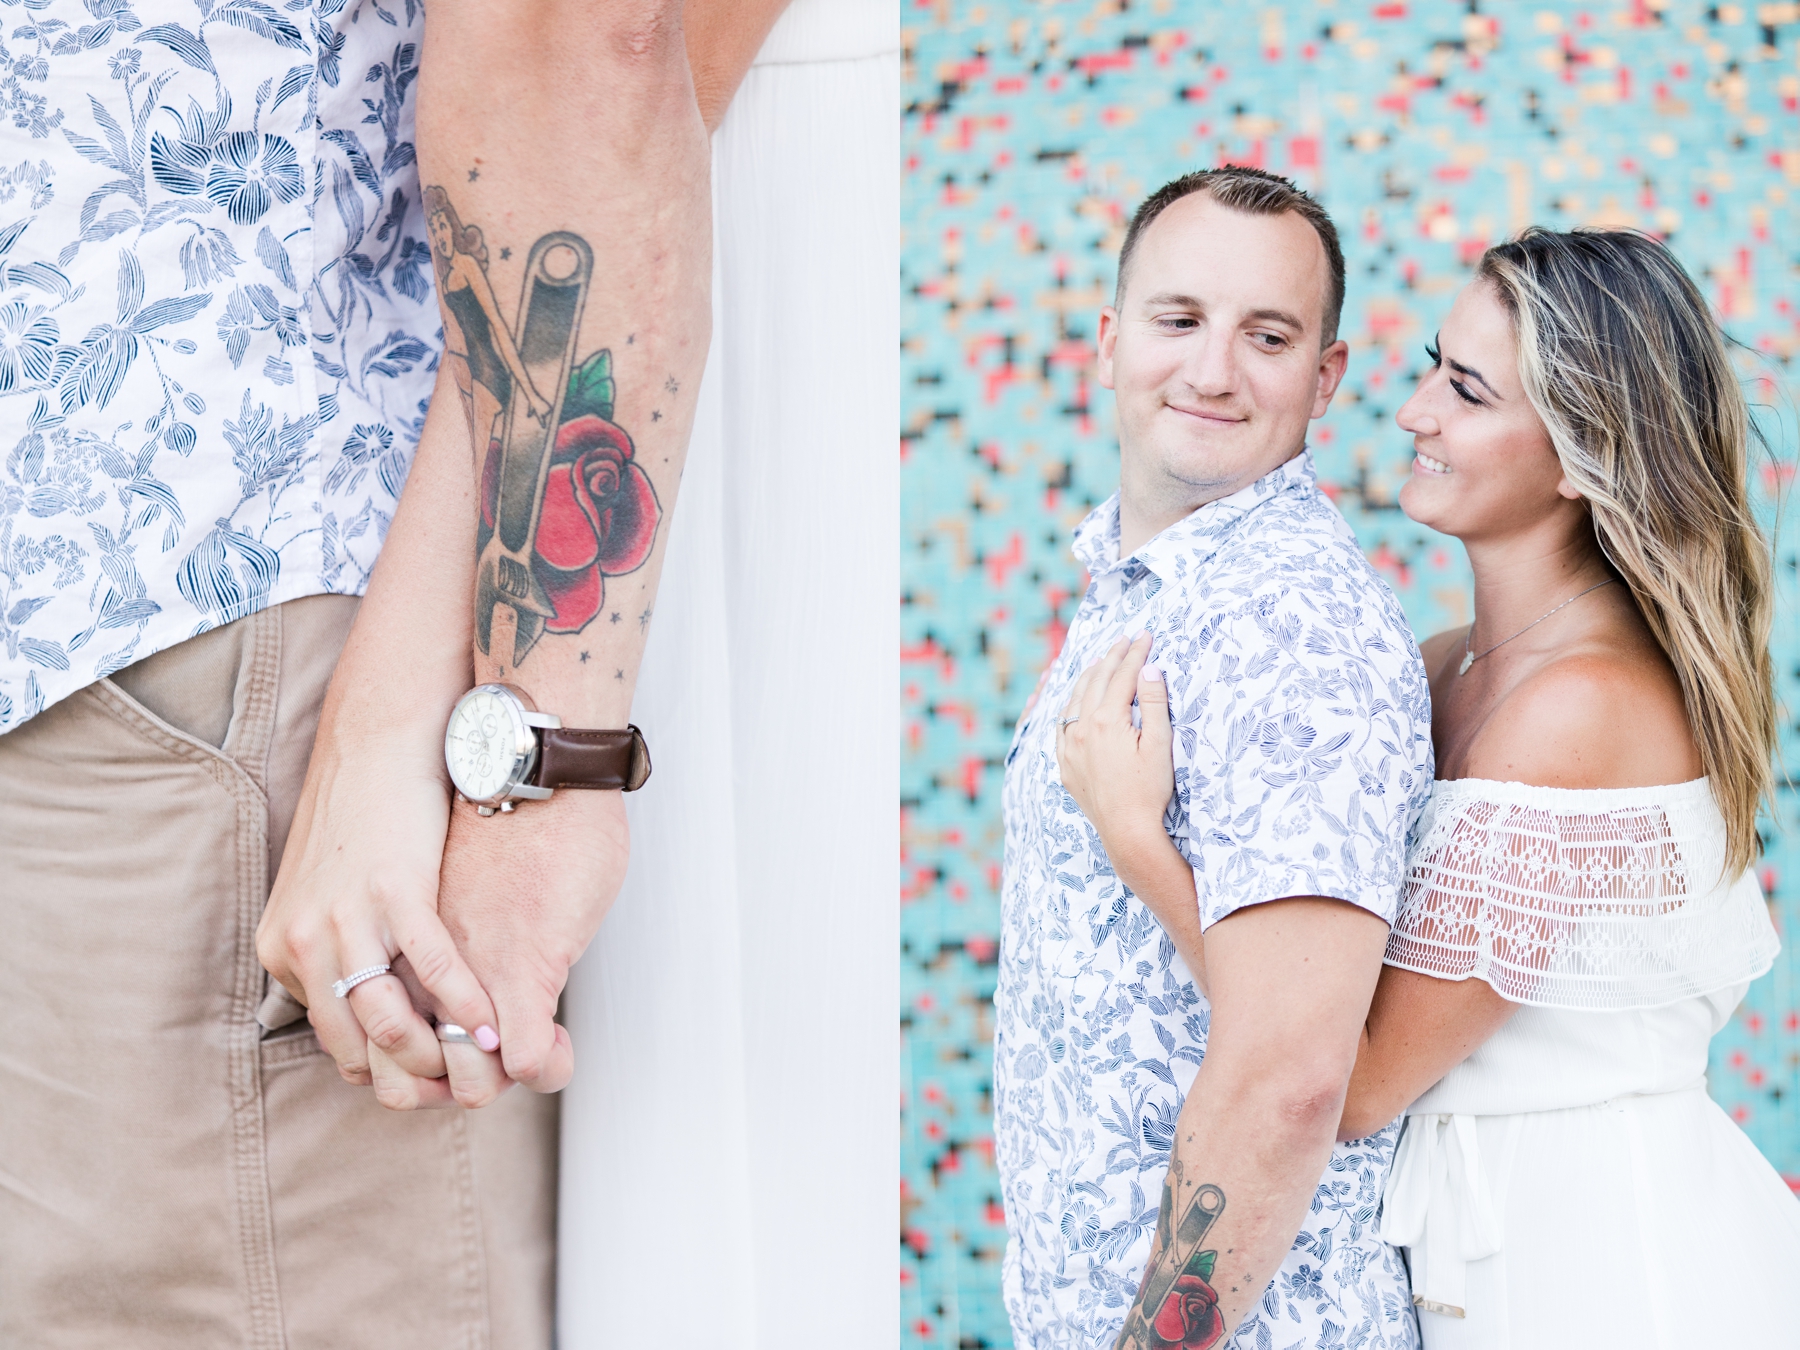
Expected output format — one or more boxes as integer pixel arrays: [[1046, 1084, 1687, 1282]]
[[1310, 338, 1350, 419], [1097, 306, 1119, 391]]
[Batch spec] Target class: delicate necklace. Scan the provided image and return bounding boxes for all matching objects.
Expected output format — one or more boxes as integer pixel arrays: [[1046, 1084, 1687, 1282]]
[[1459, 578, 1615, 676]]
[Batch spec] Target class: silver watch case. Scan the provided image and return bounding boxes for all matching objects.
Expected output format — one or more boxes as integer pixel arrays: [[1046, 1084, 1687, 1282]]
[[444, 683, 564, 816]]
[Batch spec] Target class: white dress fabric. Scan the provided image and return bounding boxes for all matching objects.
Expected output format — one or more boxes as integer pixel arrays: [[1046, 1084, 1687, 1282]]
[[554, 4, 898, 1347], [1380, 777, 1800, 1349]]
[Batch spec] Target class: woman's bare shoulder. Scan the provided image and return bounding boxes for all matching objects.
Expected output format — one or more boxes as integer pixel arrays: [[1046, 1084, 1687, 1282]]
[[1462, 649, 1700, 789]]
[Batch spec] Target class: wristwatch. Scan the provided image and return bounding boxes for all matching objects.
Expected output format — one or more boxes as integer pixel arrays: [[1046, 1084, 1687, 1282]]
[[444, 683, 651, 816]]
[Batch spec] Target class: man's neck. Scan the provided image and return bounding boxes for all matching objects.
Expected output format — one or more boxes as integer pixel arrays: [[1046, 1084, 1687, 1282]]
[[1116, 445, 1304, 558]]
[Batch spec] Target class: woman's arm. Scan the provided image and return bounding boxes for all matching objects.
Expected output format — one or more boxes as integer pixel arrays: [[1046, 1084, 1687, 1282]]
[[1056, 635, 1207, 985], [1337, 970, 1514, 1140], [1057, 632, 1517, 1138]]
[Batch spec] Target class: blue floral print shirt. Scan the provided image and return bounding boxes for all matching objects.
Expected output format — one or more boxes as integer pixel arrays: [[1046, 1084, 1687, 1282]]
[[0, 0, 436, 731], [994, 451, 1434, 1350]]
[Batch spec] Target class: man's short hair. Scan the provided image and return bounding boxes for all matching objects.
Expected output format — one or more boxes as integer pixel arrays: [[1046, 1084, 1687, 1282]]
[[1115, 166, 1347, 347]]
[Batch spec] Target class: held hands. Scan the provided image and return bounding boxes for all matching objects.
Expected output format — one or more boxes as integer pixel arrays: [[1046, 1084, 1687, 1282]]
[[257, 688, 514, 1113], [260, 673, 628, 1110], [260, 691, 626, 1110], [1056, 632, 1176, 848]]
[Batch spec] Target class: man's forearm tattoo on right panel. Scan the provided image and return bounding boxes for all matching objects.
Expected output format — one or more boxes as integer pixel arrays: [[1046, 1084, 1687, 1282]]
[[1116, 1160, 1227, 1350]]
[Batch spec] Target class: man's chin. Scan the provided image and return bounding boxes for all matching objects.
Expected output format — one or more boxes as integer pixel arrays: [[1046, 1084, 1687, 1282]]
[[1144, 435, 1295, 495]]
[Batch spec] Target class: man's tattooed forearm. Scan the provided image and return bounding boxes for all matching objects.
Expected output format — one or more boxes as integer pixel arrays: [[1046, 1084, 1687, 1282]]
[[426, 185, 663, 667], [1116, 1163, 1227, 1350]]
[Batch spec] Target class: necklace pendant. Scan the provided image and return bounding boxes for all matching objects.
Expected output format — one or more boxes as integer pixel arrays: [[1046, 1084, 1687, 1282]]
[[1458, 649, 1475, 676]]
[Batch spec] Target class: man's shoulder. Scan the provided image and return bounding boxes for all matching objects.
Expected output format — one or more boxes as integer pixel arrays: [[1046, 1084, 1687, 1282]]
[[1190, 485, 1419, 655]]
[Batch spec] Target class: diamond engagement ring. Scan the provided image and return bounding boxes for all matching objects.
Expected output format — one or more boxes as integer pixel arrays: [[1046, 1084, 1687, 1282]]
[[436, 1023, 477, 1045], [331, 964, 391, 999], [1057, 716, 1079, 728]]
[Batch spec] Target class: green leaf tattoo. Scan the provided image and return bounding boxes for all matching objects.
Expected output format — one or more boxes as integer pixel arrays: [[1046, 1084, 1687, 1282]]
[[564, 348, 615, 423], [1116, 1177, 1227, 1350]]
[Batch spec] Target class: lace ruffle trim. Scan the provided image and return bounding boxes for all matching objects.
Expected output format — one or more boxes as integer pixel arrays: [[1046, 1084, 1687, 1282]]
[[1385, 781, 1778, 1010]]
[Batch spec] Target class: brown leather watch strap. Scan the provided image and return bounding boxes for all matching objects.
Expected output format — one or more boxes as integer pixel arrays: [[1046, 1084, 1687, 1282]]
[[534, 725, 652, 792]]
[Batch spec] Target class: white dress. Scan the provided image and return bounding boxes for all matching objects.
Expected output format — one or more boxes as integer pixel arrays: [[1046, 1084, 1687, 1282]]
[[554, 3, 899, 1345], [1379, 777, 1800, 1349]]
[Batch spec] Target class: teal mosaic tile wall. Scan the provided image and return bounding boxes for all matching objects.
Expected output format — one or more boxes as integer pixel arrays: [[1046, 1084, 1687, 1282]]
[[901, 3, 1800, 1345]]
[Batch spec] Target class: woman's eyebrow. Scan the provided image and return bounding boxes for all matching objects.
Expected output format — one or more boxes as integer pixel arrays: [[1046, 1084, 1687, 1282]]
[[1445, 351, 1501, 400]]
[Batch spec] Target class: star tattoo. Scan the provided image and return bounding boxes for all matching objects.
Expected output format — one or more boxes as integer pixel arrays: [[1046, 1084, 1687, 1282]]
[[651, 410, 662, 422], [610, 611, 622, 624], [615, 669, 626, 681], [467, 167, 480, 181], [626, 333, 635, 344], [638, 607, 653, 631], [500, 246, 511, 260], [664, 375, 680, 394], [579, 650, 590, 663]]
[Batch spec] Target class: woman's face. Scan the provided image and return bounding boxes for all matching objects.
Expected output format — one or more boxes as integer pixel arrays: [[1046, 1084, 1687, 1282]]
[[1396, 279, 1578, 543], [429, 211, 453, 258]]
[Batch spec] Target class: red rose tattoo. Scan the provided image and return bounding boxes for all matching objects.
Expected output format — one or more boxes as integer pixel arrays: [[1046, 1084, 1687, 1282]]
[[479, 414, 660, 635], [1149, 1268, 1224, 1350]]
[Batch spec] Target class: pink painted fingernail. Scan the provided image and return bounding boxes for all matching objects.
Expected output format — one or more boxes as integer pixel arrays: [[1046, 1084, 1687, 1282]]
[[1141, 663, 1163, 682], [475, 1025, 500, 1052]]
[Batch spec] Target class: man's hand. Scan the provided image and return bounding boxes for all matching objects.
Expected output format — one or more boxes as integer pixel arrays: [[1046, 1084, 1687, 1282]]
[[435, 789, 631, 1093]]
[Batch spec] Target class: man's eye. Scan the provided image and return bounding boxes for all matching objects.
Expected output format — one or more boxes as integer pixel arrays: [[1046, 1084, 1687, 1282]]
[[1156, 316, 1197, 330], [1253, 333, 1286, 349]]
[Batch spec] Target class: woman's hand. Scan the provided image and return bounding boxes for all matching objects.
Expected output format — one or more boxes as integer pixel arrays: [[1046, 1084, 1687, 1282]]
[[256, 370, 513, 1112], [1057, 633, 1175, 844], [259, 701, 508, 1111], [1057, 633, 1209, 987]]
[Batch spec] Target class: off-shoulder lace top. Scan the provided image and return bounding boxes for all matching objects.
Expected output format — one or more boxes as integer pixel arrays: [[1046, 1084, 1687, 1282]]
[[1385, 777, 1778, 1012]]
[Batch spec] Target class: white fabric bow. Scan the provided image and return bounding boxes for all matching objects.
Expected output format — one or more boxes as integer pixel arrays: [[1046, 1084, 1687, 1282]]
[[1379, 1113, 1504, 1318]]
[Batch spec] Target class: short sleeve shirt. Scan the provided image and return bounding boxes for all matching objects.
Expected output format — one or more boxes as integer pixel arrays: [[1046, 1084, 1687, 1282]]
[[994, 452, 1433, 1349], [0, 1, 436, 732]]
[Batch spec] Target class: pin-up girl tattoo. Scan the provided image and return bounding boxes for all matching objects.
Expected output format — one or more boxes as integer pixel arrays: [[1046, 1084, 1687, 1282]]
[[424, 185, 554, 449]]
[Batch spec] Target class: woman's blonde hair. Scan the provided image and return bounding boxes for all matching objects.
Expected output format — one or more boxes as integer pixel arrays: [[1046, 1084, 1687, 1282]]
[[1477, 227, 1776, 874]]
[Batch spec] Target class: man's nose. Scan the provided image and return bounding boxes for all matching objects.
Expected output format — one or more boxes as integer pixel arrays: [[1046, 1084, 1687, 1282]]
[[1180, 324, 1239, 398]]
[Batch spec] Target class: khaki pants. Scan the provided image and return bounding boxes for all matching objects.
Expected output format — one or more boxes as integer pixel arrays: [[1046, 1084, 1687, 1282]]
[[0, 596, 556, 1349]]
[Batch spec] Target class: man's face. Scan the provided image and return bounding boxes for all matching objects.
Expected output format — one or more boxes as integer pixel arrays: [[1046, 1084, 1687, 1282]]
[[1097, 194, 1347, 509]]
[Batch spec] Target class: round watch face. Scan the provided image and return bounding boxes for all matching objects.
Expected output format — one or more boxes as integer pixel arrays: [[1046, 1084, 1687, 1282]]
[[444, 685, 536, 803]]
